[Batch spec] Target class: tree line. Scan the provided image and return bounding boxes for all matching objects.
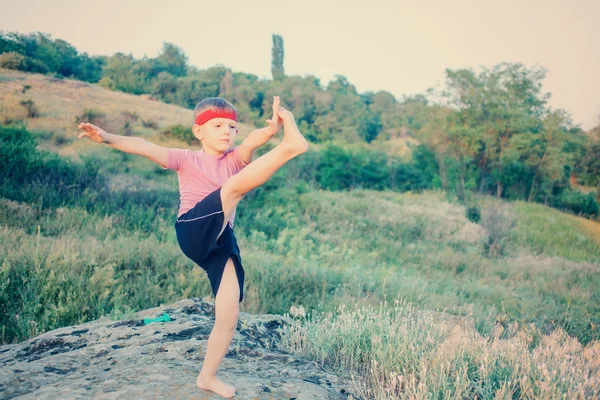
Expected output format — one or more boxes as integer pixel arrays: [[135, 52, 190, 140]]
[[1, 31, 598, 218]]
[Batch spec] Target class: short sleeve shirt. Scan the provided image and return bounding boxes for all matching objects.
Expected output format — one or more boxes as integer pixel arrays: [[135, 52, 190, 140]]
[[163, 146, 247, 227]]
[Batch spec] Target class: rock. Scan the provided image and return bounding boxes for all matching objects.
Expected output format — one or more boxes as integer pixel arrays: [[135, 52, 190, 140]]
[[0, 298, 358, 399]]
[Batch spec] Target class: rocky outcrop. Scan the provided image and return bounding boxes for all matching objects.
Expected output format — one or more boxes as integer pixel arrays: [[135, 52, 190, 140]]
[[0, 298, 357, 399]]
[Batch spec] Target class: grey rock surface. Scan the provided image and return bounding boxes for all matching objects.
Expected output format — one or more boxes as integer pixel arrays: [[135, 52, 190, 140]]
[[0, 298, 358, 400]]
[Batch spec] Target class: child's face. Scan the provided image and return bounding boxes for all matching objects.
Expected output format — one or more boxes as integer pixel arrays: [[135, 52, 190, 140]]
[[195, 117, 238, 154]]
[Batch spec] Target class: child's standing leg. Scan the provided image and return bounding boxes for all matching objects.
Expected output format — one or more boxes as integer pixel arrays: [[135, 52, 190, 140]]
[[196, 258, 239, 398]]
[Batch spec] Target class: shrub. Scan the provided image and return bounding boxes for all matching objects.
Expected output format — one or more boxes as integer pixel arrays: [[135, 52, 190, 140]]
[[160, 124, 195, 144], [19, 100, 39, 118], [120, 111, 139, 121], [0, 125, 104, 208], [141, 119, 159, 129], [0, 52, 49, 73], [480, 204, 516, 258], [74, 108, 106, 125], [466, 205, 481, 223], [551, 189, 599, 219], [0, 52, 26, 70]]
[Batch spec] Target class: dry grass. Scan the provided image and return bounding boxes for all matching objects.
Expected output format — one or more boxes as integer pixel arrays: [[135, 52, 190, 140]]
[[578, 216, 600, 246], [280, 299, 600, 399], [0, 68, 257, 158]]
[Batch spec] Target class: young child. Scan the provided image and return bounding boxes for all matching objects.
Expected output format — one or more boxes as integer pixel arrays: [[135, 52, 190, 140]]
[[77, 96, 308, 398]]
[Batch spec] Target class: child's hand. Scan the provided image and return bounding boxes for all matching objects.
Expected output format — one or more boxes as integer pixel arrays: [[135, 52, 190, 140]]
[[265, 96, 283, 135], [78, 122, 108, 144]]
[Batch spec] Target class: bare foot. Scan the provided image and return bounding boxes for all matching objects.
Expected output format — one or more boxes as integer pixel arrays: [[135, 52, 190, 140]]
[[196, 373, 236, 398], [279, 111, 309, 156]]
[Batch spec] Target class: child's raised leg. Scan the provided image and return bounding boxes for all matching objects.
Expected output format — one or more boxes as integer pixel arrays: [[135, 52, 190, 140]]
[[219, 111, 308, 235], [196, 258, 240, 398]]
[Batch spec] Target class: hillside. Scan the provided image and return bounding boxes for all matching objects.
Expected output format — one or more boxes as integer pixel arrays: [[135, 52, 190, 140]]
[[0, 68, 256, 154], [0, 68, 417, 159]]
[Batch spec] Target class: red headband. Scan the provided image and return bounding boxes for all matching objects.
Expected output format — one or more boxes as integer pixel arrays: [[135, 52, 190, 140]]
[[195, 109, 237, 126]]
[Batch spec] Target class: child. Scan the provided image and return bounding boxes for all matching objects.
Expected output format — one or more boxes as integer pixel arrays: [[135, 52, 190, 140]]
[[77, 96, 308, 398]]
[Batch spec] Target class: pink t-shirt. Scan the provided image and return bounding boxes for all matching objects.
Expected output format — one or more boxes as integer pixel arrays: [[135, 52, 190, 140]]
[[163, 146, 248, 227]]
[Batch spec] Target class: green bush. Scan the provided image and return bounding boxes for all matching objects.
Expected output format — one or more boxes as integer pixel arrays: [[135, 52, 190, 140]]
[[0, 125, 104, 208], [551, 188, 599, 219], [160, 124, 195, 144], [0, 52, 49, 73], [466, 205, 481, 223], [0, 125, 178, 233], [74, 108, 106, 125], [0, 52, 27, 70]]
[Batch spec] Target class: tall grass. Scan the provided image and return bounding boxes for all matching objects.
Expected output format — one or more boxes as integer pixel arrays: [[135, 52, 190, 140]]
[[279, 299, 600, 399], [2, 184, 598, 345]]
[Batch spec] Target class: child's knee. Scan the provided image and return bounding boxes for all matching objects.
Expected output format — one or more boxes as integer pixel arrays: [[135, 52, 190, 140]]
[[215, 306, 239, 330]]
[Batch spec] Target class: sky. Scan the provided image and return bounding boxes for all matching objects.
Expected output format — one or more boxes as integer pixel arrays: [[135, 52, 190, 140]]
[[1, 0, 599, 130]]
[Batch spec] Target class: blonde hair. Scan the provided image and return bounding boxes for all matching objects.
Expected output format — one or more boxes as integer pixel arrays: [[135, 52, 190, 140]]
[[193, 97, 237, 124]]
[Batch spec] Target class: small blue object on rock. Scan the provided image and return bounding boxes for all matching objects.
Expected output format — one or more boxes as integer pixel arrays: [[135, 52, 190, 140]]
[[143, 313, 171, 325]]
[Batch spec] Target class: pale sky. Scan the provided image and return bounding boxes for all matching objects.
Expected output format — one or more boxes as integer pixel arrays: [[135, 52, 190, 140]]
[[1, 0, 599, 129]]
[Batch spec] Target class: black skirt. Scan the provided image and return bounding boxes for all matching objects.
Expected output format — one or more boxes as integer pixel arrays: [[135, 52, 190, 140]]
[[174, 187, 245, 302]]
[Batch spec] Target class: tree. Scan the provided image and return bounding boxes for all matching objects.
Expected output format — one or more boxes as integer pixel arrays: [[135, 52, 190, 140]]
[[101, 53, 146, 94], [0, 31, 25, 54], [33, 32, 62, 72], [443, 63, 550, 198], [578, 141, 600, 188], [152, 71, 177, 102], [415, 105, 452, 191], [219, 70, 234, 98], [156, 42, 187, 77], [508, 110, 577, 202], [271, 34, 284, 80], [445, 110, 485, 200]]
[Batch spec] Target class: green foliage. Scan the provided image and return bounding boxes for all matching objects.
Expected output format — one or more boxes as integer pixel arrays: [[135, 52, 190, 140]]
[[0, 125, 177, 232], [1, 30, 597, 221], [466, 205, 481, 223], [0, 31, 103, 81], [508, 200, 600, 263], [0, 125, 104, 208], [236, 144, 433, 198], [101, 53, 147, 94], [155, 42, 188, 77], [1, 134, 599, 347], [480, 205, 516, 258], [359, 112, 382, 143], [271, 34, 284, 80], [550, 188, 599, 219], [0, 51, 49, 73], [577, 141, 600, 187], [160, 124, 195, 144]]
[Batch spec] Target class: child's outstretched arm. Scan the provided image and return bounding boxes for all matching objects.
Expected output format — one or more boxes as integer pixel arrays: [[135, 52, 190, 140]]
[[77, 122, 169, 168], [237, 96, 284, 164]]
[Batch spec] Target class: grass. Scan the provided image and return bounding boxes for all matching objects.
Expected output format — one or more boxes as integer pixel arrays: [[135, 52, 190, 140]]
[[2, 187, 598, 347], [279, 299, 600, 399]]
